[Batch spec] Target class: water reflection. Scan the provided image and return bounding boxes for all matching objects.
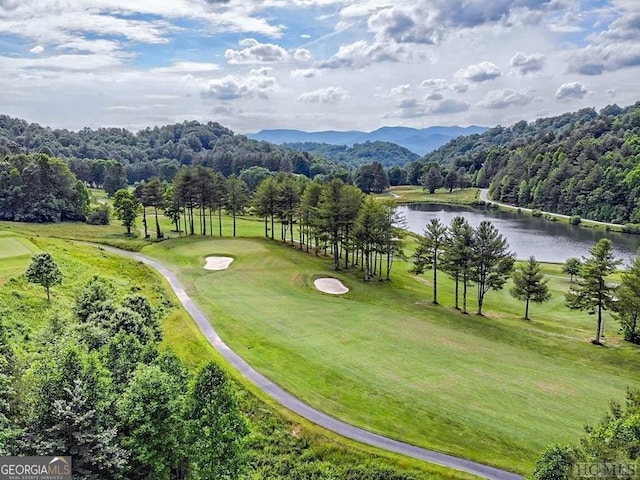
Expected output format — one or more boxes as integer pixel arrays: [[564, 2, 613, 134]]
[[398, 204, 640, 265]]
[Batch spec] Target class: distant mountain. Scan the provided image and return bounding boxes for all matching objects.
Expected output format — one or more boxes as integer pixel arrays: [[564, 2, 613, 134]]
[[247, 126, 488, 155], [282, 141, 419, 168]]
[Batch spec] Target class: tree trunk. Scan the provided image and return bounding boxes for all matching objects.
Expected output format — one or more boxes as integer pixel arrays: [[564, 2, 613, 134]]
[[154, 207, 162, 238], [142, 206, 149, 238], [432, 254, 438, 304], [264, 216, 268, 238], [595, 303, 603, 344], [524, 298, 530, 320], [218, 207, 222, 237], [462, 273, 468, 314], [232, 208, 237, 237], [46, 285, 50, 301], [454, 273, 459, 310]]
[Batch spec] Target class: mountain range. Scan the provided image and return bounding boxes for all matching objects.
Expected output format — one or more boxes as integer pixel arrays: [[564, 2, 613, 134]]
[[247, 126, 488, 156]]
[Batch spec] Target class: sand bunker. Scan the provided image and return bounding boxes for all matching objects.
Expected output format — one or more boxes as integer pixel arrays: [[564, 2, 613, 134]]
[[204, 256, 234, 270], [314, 278, 349, 295]]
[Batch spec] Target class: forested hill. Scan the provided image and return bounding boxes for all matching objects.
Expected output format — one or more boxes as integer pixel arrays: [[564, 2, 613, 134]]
[[422, 102, 640, 224], [283, 141, 419, 167], [0, 115, 335, 183]]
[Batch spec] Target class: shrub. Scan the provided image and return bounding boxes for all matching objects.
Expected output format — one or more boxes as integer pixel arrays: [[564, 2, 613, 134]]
[[623, 223, 640, 234], [570, 215, 581, 225], [532, 209, 542, 217], [86, 205, 110, 225]]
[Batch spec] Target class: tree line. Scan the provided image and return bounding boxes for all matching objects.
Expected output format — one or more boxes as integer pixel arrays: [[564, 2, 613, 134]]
[[1, 263, 249, 479]]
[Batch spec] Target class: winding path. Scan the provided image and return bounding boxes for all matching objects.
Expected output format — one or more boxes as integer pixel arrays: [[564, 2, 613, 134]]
[[102, 244, 523, 480]]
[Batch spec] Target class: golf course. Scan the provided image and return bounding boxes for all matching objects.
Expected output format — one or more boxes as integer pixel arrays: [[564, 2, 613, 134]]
[[3, 211, 640, 476]]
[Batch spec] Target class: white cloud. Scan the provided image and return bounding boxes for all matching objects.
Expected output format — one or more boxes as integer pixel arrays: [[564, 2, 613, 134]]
[[151, 62, 220, 74], [510, 52, 545, 74], [316, 40, 404, 69], [419, 78, 448, 90], [456, 61, 501, 82], [225, 38, 288, 64], [389, 84, 411, 96], [297, 86, 347, 104], [290, 68, 320, 78], [201, 68, 277, 100], [479, 88, 537, 109], [29, 45, 44, 54], [426, 92, 443, 101], [555, 82, 587, 101], [293, 48, 313, 61]]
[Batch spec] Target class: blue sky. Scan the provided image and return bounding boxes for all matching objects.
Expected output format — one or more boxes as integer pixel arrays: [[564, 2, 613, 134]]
[[0, 0, 638, 133]]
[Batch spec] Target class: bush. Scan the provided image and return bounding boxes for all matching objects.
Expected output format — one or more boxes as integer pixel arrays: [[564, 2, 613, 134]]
[[623, 223, 640, 234], [532, 209, 542, 217], [86, 205, 110, 225], [570, 215, 581, 225]]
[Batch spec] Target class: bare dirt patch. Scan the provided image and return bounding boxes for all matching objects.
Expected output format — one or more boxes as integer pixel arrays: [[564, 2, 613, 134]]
[[314, 278, 348, 295], [204, 256, 234, 270]]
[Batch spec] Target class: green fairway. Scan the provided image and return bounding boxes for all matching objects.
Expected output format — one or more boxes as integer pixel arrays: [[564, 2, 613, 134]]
[[378, 186, 481, 204], [0, 229, 470, 480], [0, 236, 40, 258], [143, 236, 640, 474]]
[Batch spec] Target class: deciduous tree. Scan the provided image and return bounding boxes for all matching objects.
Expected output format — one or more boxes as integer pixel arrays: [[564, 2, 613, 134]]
[[113, 189, 140, 236], [25, 252, 63, 301], [562, 257, 581, 283]]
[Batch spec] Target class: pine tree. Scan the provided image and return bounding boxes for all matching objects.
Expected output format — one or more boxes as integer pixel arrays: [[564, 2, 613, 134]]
[[510, 257, 551, 320], [412, 218, 448, 304], [566, 239, 621, 345]]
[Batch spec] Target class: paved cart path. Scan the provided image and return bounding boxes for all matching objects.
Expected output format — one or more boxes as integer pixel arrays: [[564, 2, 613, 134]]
[[102, 244, 523, 480]]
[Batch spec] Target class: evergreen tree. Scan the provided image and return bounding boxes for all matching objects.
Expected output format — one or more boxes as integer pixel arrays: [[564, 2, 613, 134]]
[[510, 257, 551, 320], [224, 175, 249, 237], [421, 165, 443, 194], [442, 216, 474, 312], [443, 169, 458, 193], [566, 239, 621, 345], [471, 221, 515, 315], [412, 219, 448, 304], [25, 252, 63, 301]]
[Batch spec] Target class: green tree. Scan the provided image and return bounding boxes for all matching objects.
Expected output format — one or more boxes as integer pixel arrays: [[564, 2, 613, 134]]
[[113, 189, 140, 235], [412, 219, 448, 304], [471, 221, 515, 315], [352, 197, 386, 281], [186, 362, 249, 480], [529, 444, 576, 480], [103, 161, 128, 197], [25, 252, 63, 301], [442, 216, 474, 313], [118, 364, 185, 480], [510, 257, 551, 320], [145, 177, 165, 239], [253, 177, 279, 239], [225, 174, 249, 237], [566, 239, 621, 345], [421, 165, 443, 194], [614, 253, 640, 343], [562, 257, 581, 283], [443, 169, 458, 193]]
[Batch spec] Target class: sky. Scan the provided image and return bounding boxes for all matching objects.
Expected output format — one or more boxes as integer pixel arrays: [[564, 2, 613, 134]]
[[0, 0, 638, 134]]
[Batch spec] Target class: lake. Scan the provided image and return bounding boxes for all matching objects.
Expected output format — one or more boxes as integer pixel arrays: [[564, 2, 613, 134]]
[[398, 203, 640, 265]]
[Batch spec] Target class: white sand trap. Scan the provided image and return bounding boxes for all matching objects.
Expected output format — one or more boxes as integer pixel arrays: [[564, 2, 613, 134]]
[[204, 256, 234, 270], [314, 278, 349, 295]]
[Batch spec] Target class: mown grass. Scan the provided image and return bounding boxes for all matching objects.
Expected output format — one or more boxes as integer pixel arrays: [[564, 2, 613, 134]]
[[142, 235, 640, 474], [0, 229, 471, 480], [378, 186, 481, 205]]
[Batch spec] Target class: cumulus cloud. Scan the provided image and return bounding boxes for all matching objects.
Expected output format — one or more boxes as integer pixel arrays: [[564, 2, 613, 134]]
[[479, 88, 537, 109], [368, 4, 440, 44], [569, 43, 640, 75], [456, 61, 501, 82], [201, 67, 277, 100], [510, 52, 545, 74], [29, 45, 44, 54], [225, 38, 288, 64], [451, 82, 469, 93], [297, 86, 348, 104], [290, 68, 320, 78], [293, 48, 312, 62], [555, 82, 587, 101], [426, 92, 443, 101], [389, 84, 411, 96], [419, 78, 448, 90], [316, 40, 403, 69], [390, 96, 470, 118]]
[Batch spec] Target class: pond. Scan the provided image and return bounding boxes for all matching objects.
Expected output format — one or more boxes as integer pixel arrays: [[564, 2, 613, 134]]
[[398, 203, 640, 265]]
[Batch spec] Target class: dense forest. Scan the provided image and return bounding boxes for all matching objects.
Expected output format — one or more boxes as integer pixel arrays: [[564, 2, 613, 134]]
[[282, 141, 419, 167], [415, 102, 640, 224], [0, 115, 349, 185]]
